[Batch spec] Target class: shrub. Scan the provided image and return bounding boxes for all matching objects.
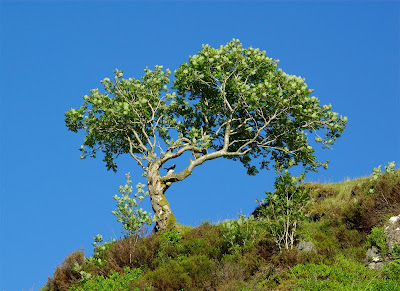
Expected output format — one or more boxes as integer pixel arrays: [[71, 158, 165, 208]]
[[46, 250, 85, 291], [156, 229, 185, 262], [367, 227, 388, 257], [382, 245, 400, 281], [369, 161, 396, 194], [221, 214, 262, 254], [107, 234, 161, 271], [69, 267, 144, 291], [83, 235, 115, 276], [182, 222, 226, 259], [135, 255, 216, 290]]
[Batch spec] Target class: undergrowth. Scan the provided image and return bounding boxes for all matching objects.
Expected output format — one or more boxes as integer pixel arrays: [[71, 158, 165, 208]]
[[43, 168, 400, 290]]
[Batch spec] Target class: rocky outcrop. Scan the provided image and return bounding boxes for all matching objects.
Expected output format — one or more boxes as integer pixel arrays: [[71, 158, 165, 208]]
[[366, 246, 383, 270], [297, 240, 315, 252], [384, 214, 400, 252], [366, 214, 400, 270]]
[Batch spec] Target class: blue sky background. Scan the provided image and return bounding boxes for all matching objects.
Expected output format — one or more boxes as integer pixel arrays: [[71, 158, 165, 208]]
[[1, 1, 399, 290]]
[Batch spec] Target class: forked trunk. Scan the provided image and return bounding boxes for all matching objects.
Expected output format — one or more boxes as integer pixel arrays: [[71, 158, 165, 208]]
[[147, 164, 176, 232]]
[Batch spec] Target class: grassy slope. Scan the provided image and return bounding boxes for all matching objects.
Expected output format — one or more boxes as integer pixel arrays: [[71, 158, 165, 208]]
[[44, 170, 400, 291]]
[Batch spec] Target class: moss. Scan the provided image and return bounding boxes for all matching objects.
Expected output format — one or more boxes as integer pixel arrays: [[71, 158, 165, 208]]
[[157, 194, 169, 207], [176, 223, 193, 234], [166, 212, 177, 230]]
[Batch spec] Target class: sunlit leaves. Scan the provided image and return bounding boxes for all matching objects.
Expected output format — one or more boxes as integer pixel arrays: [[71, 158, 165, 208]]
[[172, 39, 346, 173], [257, 163, 310, 250], [112, 173, 156, 237], [66, 39, 346, 176]]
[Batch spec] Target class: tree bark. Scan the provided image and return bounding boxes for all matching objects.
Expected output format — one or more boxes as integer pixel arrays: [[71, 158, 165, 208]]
[[147, 163, 176, 232]]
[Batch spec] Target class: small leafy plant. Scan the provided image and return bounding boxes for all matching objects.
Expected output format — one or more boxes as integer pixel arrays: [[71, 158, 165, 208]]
[[84, 234, 115, 273], [112, 173, 156, 264], [112, 173, 156, 237], [369, 161, 396, 194], [367, 227, 388, 257], [221, 214, 259, 254], [69, 267, 145, 291], [383, 245, 400, 280]]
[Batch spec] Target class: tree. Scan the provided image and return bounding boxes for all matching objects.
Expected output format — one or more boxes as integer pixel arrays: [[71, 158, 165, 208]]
[[257, 163, 311, 251], [65, 39, 347, 232]]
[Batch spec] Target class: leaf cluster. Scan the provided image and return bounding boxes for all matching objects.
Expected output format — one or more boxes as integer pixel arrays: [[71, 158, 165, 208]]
[[65, 39, 347, 175], [112, 173, 156, 237]]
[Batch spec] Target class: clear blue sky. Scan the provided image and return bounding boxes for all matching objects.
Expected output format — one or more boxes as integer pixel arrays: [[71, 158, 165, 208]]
[[1, 1, 399, 290]]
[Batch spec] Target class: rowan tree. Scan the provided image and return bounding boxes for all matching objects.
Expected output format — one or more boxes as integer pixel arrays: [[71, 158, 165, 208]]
[[65, 39, 347, 232]]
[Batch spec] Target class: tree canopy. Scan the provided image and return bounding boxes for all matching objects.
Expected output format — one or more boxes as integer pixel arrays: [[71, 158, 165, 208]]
[[65, 39, 347, 231]]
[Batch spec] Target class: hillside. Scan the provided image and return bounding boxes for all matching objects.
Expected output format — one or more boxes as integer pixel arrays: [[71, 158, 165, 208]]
[[43, 167, 400, 290]]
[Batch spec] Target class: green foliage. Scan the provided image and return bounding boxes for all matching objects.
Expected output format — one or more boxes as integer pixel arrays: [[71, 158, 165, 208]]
[[65, 39, 347, 233], [156, 229, 184, 262], [112, 173, 155, 237], [69, 267, 144, 291], [45, 170, 400, 291], [382, 245, 400, 281], [162, 228, 182, 245], [369, 161, 396, 194], [84, 234, 115, 270], [221, 214, 261, 254], [173, 39, 346, 174], [258, 164, 310, 250], [286, 255, 383, 290], [65, 39, 346, 174], [181, 221, 226, 259], [139, 255, 216, 290], [367, 227, 388, 257]]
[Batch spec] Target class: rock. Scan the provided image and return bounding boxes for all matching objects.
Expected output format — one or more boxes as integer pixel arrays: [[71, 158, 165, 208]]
[[366, 246, 383, 262], [384, 214, 400, 253], [366, 246, 383, 270], [368, 261, 383, 270], [297, 240, 315, 252]]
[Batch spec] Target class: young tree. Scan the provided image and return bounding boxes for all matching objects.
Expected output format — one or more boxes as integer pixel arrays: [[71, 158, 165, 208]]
[[65, 39, 347, 232], [257, 164, 311, 251]]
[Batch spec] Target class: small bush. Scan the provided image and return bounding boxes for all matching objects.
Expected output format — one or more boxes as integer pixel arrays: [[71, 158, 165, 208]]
[[156, 229, 185, 262], [136, 255, 216, 290], [182, 222, 226, 259], [69, 267, 144, 291], [382, 245, 400, 281], [107, 234, 161, 271], [367, 226, 388, 257], [46, 250, 85, 291], [221, 214, 262, 254]]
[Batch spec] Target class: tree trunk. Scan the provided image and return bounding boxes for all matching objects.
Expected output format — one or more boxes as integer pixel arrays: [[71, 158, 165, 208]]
[[147, 164, 176, 232]]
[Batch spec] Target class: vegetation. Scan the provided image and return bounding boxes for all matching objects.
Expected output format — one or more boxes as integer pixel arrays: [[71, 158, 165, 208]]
[[44, 165, 400, 290], [257, 163, 310, 251], [65, 39, 346, 231]]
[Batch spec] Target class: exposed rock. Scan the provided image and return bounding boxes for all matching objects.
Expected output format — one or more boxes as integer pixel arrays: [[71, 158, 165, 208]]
[[297, 240, 315, 252], [368, 261, 383, 270], [366, 246, 383, 270], [384, 214, 400, 253]]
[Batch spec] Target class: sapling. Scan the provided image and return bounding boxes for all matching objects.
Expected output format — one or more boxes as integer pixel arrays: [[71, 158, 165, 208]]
[[257, 162, 310, 251], [112, 173, 156, 264], [112, 172, 156, 237]]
